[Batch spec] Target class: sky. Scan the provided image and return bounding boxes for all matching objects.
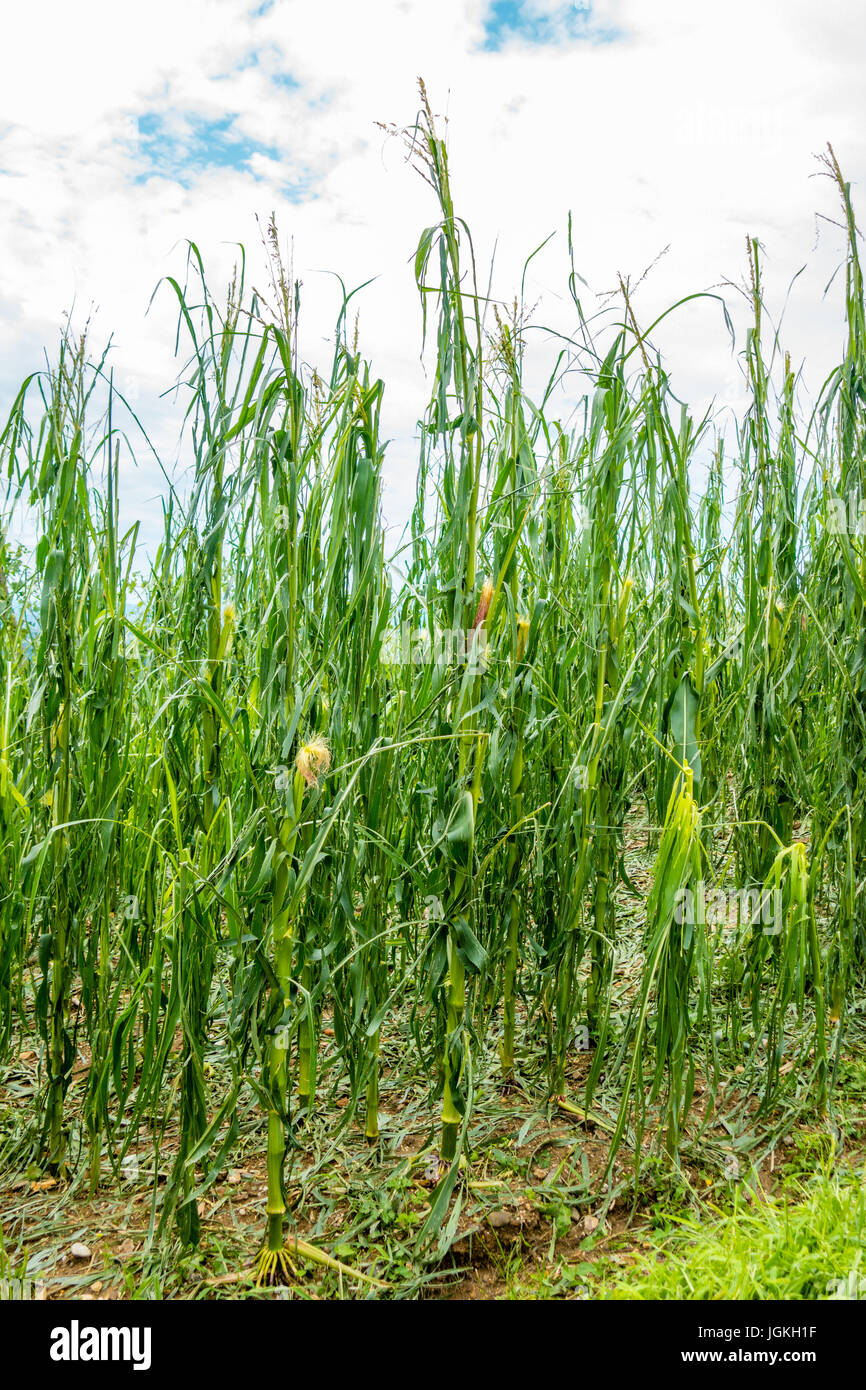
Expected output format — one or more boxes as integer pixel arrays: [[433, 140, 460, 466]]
[[1, 0, 865, 557]]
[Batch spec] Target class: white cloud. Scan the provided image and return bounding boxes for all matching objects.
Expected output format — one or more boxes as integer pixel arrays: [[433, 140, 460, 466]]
[[1, 0, 865, 553]]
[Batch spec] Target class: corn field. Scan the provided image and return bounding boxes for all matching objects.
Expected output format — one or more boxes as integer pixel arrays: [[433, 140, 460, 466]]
[[1, 99, 865, 1298]]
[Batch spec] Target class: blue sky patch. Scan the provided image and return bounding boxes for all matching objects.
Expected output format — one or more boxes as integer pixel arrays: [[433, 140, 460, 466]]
[[482, 1, 620, 50], [270, 71, 300, 91], [135, 112, 282, 186], [219, 48, 299, 89]]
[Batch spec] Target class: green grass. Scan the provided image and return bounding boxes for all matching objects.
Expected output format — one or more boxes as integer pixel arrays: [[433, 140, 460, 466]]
[[593, 1174, 866, 1301]]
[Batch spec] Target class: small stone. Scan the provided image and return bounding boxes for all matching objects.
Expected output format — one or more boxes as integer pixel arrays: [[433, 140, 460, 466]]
[[70, 1243, 91, 1260], [583, 1215, 599, 1235], [227, 1170, 242, 1185], [488, 1210, 513, 1229]]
